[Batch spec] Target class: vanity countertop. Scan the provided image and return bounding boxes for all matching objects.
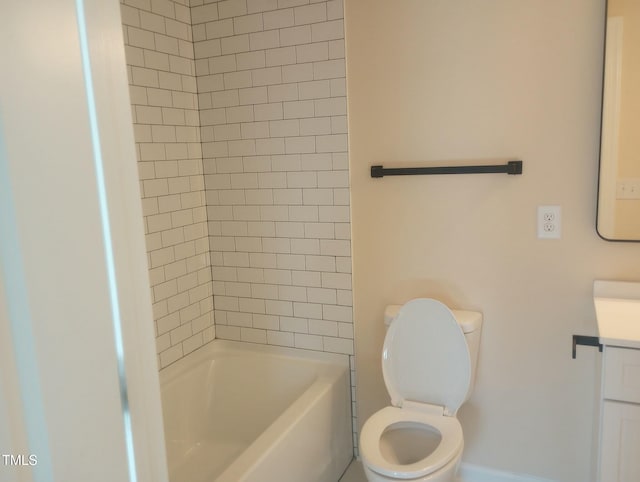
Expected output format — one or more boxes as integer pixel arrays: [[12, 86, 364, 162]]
[[594, 280, 640, 349]]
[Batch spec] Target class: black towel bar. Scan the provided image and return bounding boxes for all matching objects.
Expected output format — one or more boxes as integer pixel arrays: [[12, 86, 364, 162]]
[[572, 335, 602, 359], [370, 160, 523, 178]]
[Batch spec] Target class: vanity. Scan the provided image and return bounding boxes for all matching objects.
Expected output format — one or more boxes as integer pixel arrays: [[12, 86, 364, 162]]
[[594, 280, 640, 482]]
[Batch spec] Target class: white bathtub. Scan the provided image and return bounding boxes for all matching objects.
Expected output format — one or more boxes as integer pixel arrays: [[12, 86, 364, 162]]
[[159, 340, 353, 482]]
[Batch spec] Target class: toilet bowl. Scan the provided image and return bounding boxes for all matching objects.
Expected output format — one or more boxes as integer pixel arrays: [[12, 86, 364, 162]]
[[360, 298, 482, 482]]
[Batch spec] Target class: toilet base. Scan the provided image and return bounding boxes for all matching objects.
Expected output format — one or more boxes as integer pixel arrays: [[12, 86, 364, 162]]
[[362, 449, 461, 482]]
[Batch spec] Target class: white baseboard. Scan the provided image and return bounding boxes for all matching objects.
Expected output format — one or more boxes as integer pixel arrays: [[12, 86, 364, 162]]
[[458, 463, 557, 482]]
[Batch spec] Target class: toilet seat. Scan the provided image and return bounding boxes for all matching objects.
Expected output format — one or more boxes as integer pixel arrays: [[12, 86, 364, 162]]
[[360, 406, 463, 479]]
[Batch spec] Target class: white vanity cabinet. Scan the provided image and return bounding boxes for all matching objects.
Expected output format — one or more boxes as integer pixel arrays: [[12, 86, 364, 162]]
[[593, 280, 640, 482], [599, 346, 640, 482]]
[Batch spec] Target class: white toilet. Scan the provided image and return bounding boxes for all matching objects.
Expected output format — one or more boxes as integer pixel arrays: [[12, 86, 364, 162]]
[[360, 298, 482, 482]]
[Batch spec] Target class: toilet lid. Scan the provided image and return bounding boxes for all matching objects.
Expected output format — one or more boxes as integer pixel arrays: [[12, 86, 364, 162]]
[[383, 298, 471, 415]]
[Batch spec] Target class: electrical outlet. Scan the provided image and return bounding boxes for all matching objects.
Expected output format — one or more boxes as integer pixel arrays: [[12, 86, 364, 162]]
[[538, 205, 561, 239]]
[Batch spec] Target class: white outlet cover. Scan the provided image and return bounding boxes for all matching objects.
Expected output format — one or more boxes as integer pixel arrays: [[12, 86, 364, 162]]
[[537, 205, 561, 239]]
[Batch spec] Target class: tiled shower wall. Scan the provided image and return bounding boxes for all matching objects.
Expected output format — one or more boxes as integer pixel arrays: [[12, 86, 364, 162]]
[[121, 0, 215, 369], [190, 0, 356, 448]]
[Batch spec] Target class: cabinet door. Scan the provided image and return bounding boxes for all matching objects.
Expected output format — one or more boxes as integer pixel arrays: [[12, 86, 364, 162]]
[[600, 401, 640, 482]]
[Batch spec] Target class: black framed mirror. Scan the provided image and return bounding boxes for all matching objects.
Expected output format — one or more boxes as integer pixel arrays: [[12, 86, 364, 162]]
[[597, 0, 640, 241]]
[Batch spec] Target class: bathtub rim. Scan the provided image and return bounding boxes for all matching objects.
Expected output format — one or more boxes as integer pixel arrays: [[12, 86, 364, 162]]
[[159, 339, 350, 389]]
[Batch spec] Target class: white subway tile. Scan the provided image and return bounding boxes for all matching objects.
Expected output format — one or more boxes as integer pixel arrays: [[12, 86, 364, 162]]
[[263, 8, 295, 30], [328, 39, 345, 59], [251, 104, 282, 123], [305, 254, 335, 271], [228, 139, 257, 156], [252, 66, 283, 86], [267, 330, 294, 346], [247, 0, 278, 13], [241, 121, 270, 139], [278, 0, 309, 7], [197, 74, 226, 92], [302, 188, 332, 205], [271, 153, 301, 171], [291, 270, 321, 287], [241, 327, 267, 343], [218, 0, 248, 20], [322, 303, 352, 322], [237, 266, 265, 282], [258, 172, 288, 188], [293, 301, 322, 319], [282, 62, 314, 82], [266, 46, 297, 66], [300, 117, 331, 135], [211, 55, 238, 73], [250, 30, 280, 52], [279, 25, 311, 46], [307, 287, 337, 305], [337, 289, 352, 306], [230, 172, 259, 188], [194, 38, 222, 59], [268, 83, 299, 102], [311, 19, 344, 42], [301, 152, 332, 170], [296, 42, 328, 63], [298, 80, 330, 100], [239, 297, 266, 313], [288, 205, 318, 222], [294, 3, 326, 25], [290, 238, 319, 255], [316, 133, 347, 152], [278, 284, 307, 301], [265, 299, 294, 316], [155, 34, 180, 56], [257, 138, 286, 155], [238, 86, 267, 105], [234, 13, 264, 34], [226, 105, 254, 123], [269, 119, 300, 138], [273, 188, 302, 204], [227, 311, 253, 327], [280, 316, 308, 333], [214, 123, 241, 141], [260, 205, 289, 221], [309, 318, 338, 336], [331, 115, 347, 134], [294, 332, 323, 350], [283, 100, 315, 119], [327, 0, 344, 20], [262, 237, 291, 253], [223, 70, 253, 89], [253, 314, 279, 329], [192, 3, 219, 23], [205, 19, 235, 39], [221, 34, 250, 54], [215, 325, 241, 341], [323, 336, 353, 354], [313, 59, 345, 80], [263, 268, 292, 284], [275, 221, 305, 238], [317, 170, 348, 187], [251, 283, 279, 299], [285, 136, 315, 154], [243, 156, 272, 172]]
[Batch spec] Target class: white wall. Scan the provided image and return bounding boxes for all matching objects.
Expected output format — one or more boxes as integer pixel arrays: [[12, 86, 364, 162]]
[[345, 0, 640, 480], [0, 0, 168, 480]]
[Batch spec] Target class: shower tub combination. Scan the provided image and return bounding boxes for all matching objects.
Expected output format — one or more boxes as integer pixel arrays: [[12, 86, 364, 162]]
[[160, 340, 353, 482]]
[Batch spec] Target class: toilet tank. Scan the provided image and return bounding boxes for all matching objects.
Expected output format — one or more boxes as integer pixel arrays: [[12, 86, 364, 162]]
[[384, 303, 483, 399]]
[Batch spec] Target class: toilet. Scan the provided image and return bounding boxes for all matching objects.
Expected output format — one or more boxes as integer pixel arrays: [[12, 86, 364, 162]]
[[360, 298, 482, 482]]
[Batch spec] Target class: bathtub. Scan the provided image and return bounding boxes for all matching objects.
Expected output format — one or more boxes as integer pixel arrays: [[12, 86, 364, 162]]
[[159, 340, 353, 482]]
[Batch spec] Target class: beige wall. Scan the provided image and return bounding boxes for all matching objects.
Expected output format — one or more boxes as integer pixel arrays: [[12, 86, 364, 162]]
[[345, 1, 640, 480]]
